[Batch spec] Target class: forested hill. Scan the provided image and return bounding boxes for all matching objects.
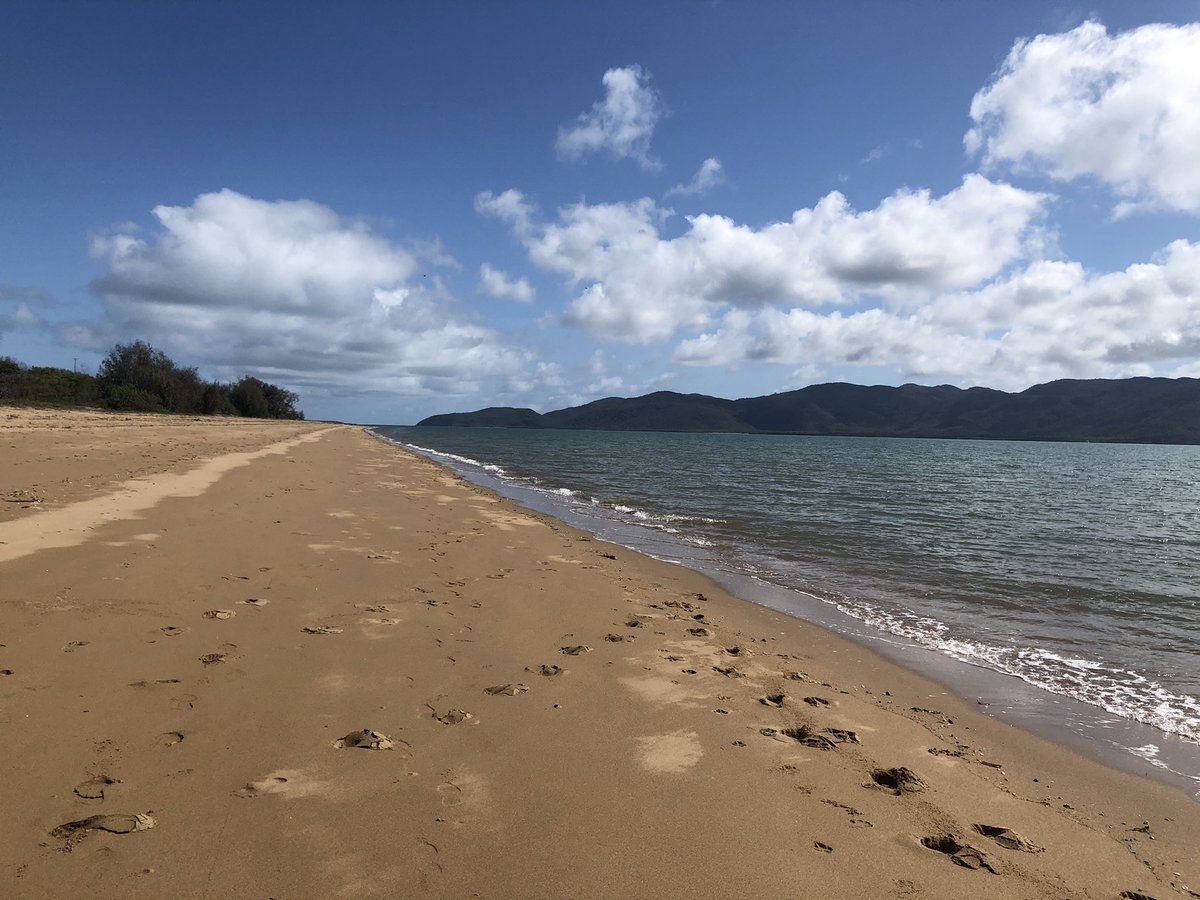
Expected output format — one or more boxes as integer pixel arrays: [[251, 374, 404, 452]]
[[417, 377, 1200, 444]]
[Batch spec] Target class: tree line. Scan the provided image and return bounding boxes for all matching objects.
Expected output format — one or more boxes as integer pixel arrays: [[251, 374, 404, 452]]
[[0, 341, 304, 419]]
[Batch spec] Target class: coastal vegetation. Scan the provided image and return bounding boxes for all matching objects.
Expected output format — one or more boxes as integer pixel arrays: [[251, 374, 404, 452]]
[[419, 377, 1200, 444], [0, 341, 303, 419]]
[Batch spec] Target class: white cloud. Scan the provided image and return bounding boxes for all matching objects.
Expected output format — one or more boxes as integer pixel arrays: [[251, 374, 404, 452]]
[[859, 138, 922, 166], [478, 175, 1048, 342], [967, 20, 1200, 215], [675, 239, 1200, 388], [478, 263, 534, 303], [556, 65, 663, 170], [666, 157, 724, 197], [0, 301, 43, 336], [85, 189, 530, 397], [474, 188, 535, 236]]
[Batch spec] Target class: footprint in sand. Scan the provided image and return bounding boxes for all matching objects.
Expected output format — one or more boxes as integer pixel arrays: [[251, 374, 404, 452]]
[[483, 683, 529, 696], [663, 600, 697, 612], [415, 838, 445, 890], [761, 725, 858, 750], [334, 728, 396, 749], [526, 664, 563, 677], [242, 598, 270, 607], [559, 645, 591, 656], [199, 653, 225, 666], [822, 799, 872, 827], [51, 813, 155, 840], [302, 625, 343, 635], [161, 626, 184, 637], [363, 617, 401, 626], [156, 731, 184, 747], [234, 769, 329, 798], [62, 640, 90, 653], [1, 669, 14, 676], [804, 696, 831, 707], [203, 609, 236, 620], [433, 708, 473, 725], [234, 776, 290, 798], [434, 771, 488, 826], [73, 775, 120, 800], [758, 693, 786, 707], [921, 834, 1000, 873], [436, 782, 463, 807], [973, 824, 1042, 853], [824, 728, 860, 744], [871, 767, 927, 794], [604, 634, 627, 643]]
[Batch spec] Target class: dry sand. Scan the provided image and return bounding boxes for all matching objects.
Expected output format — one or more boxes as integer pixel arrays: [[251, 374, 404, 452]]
[[1, 406, 1197, 899]]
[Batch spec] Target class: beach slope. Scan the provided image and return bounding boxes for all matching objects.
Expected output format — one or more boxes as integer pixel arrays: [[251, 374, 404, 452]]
[[1, 407, 1196, 898]]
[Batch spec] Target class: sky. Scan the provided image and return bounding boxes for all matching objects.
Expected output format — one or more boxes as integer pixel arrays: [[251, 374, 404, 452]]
[[4, 1, 1200, 424]]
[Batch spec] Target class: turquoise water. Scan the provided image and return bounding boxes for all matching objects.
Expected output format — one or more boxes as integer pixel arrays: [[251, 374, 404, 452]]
[[376, 426, 1200, 789]]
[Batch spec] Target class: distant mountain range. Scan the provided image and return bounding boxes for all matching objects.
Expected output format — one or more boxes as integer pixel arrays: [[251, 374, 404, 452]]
[[416, 377, 1200, 444]]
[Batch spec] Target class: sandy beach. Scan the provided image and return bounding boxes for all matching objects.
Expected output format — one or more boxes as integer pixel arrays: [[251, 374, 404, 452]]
[[1, 407, 1197, 899]]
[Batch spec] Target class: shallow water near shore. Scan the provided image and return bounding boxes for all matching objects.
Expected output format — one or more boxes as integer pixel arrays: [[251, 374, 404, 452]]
[[376, 425, 1200, 796]]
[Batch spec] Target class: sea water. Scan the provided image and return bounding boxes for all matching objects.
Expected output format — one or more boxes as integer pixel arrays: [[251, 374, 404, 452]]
[[374, 426, 1200, 795]]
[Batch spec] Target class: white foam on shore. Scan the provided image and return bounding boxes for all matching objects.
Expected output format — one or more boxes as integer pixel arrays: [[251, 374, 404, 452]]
[[824, 595, 1200, 743], [402, 442, 507, 476]]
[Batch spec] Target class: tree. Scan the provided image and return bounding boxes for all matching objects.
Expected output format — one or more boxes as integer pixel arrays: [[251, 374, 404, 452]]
[[260, 381, 303, 419], [230, 376, 269, 418], [97, 340, 204, 412], [4, 342, 303, 419], [199, 382, 238, 416]]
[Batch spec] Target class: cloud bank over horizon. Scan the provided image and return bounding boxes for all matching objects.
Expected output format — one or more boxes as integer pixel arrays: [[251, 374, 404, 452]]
[[81, 190, 535, 400]]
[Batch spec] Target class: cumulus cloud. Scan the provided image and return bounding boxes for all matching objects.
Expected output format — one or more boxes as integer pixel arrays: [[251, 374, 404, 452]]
[[0, 285, 50, 339], [0, 301, 44, 337], [478, 263, 534, 303], [85, 189, 529, 397], [556, 65, 663, 170], [967, 20, 1200, 215], [675, 239, 1200, 387], [665, 157, 724, 198], [477, 175, 1048, 342]]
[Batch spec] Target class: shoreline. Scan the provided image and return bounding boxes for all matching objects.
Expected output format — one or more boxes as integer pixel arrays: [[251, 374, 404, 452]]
[[384, 429, 1200, 798], [3, 407, 1198, 898]]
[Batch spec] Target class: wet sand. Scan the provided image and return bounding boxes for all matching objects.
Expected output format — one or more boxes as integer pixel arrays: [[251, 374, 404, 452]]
[[1, 407, 1197, 898]]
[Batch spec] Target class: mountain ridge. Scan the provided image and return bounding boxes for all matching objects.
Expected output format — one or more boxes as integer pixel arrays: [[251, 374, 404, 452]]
[[416, 377, 1200, 444]]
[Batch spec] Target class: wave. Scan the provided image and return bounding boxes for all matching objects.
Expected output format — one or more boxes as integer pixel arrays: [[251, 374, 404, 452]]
[[399, 441, 507, 476], [821, 594, 1200, 743]]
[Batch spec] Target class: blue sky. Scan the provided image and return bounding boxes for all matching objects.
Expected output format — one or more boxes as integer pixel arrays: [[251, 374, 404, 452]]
[[4, 1, 1200, 423]]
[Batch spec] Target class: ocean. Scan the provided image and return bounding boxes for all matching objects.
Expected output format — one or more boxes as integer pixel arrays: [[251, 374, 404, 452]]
[[374, 425, 1200, 796]]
